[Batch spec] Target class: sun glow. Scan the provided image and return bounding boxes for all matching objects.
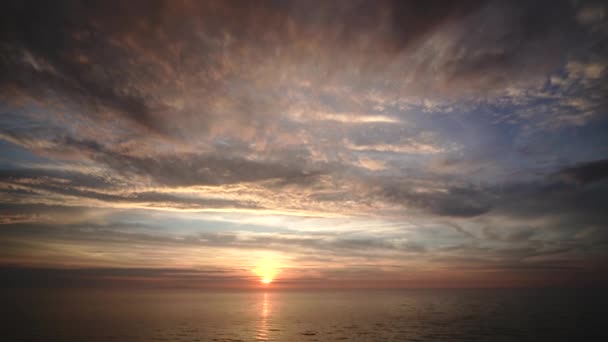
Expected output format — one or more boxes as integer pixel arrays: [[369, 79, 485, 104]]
[[253, 260, 280, 285]]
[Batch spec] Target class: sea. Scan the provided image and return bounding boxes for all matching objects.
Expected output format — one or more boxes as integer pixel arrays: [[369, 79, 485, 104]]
[[1, 288, 606, 341]]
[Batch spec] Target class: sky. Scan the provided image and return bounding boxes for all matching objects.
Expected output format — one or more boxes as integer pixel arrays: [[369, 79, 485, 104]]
[[0, 0, 607, 289]]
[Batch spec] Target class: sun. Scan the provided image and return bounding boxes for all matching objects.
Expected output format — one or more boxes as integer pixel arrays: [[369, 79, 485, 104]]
[[253, 260, 279, 285]]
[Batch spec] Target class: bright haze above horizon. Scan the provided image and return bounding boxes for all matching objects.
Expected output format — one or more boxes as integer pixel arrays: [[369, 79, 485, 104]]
[[1, 0, 607, 289]]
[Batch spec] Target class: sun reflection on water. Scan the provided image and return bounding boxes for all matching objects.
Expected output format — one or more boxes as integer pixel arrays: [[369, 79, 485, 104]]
[[256, 292, 270, 341]]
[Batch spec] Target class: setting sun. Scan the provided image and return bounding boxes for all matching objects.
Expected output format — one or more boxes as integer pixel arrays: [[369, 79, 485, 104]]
[[253, 260, 280, 285]]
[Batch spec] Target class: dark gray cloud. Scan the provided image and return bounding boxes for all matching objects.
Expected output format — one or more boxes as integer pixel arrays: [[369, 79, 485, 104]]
[[99, 152, 324, 187], [1, 0, 482, 137], [380, 183, 492, 217], [372, 156, 608, 222], [441, 0, 585, 88], [1, 0, 597, 134], [0, 266, 249, 288], [493, 178, 608, 229], [46, 135, 326, 188], [0, 167, 261, 210], [557, 159, 608, 185], [0, 221, 421, 257]]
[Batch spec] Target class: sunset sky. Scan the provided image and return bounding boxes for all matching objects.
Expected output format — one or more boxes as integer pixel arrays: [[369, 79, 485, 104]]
[[1, 0, 607, 289]]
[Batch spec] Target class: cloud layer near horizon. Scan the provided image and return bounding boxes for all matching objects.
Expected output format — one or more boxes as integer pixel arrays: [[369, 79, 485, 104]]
[[1, 0, 608, 288]]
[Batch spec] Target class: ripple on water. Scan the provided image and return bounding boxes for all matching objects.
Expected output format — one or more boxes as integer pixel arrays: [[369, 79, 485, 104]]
[[5, 289, 607, 342], [300, 330, 317, 336]]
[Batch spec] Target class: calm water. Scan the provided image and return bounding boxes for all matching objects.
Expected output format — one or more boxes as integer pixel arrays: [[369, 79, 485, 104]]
[[1, 289, 606, 341]]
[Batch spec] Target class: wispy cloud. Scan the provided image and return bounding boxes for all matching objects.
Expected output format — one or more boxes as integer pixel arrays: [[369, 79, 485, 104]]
[[0, 0, 607, 288]]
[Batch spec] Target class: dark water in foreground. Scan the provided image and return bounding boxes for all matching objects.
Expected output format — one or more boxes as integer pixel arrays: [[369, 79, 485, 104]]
[[1, 289, 606, 342]]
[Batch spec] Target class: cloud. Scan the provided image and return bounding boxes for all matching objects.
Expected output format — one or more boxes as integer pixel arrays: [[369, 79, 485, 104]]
[[356, 157, 387, 171], [0, 0, 607, 288], [0, 266, 249, 288], [379, 183, 492, 217], [293, 112, 401, 124], [576, 2, 607, 26], [557, 159, 608, 185], [0, 0, 482, 140], [345, 140, 445, 154]]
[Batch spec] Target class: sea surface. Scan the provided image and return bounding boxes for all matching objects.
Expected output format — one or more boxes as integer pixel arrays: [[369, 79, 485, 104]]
[[1, 288, 606, 342]]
